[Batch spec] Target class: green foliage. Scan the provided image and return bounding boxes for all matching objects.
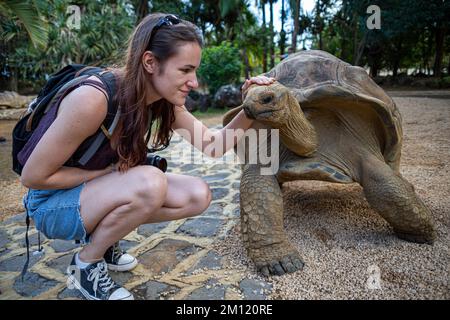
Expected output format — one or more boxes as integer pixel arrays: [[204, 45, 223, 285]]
[[1, 0, 448, 93], [438, 76, 450, 88], [0, 0, 49, 49], [151, 0, 185, 17], [192, 107, 227, 118], [197, 42, 243, 95], [311, 0, 449, 77], [1, 0, 134, 92]]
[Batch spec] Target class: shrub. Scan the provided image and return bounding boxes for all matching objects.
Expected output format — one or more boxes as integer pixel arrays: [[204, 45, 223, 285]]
[[197, 42, 242, 96], [439, 76, 450, 88]]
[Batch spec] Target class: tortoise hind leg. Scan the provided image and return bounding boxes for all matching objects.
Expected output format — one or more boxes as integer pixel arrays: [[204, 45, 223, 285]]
[[359, 157, 436, 244], [240, 164, 304, 276]]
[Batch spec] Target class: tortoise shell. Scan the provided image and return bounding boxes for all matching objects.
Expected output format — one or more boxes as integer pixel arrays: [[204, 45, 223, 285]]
[[265, 50, 402, 172]]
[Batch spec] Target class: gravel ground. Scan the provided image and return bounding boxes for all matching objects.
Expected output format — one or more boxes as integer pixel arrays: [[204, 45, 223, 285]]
[[213, 90, 450, 300], [0, 90, 449, 299]]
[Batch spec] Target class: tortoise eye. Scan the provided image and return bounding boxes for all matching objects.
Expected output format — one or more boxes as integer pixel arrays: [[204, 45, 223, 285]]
[[262, 95, 273, 104]]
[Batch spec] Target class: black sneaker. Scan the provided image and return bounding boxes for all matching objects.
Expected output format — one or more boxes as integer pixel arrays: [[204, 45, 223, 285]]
[[67, 254, 134, 300], [104, 242, 138, 272]]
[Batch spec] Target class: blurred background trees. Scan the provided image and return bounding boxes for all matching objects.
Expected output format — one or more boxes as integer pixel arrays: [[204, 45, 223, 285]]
[[1, 0, 449, 95]]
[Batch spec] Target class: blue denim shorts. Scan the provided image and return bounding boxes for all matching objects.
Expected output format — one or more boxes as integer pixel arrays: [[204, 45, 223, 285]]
[[23, 183, 90, 244]]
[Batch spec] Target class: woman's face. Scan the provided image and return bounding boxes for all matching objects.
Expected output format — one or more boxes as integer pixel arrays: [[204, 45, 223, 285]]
[[151, 41, 201, 106]]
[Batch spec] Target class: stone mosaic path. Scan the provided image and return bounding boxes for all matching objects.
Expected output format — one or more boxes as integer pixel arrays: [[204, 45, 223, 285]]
[[0, 128, 272, 300]]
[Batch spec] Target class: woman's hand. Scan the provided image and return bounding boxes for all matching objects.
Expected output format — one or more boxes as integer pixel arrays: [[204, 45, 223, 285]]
[[242, 75, 276, 93]]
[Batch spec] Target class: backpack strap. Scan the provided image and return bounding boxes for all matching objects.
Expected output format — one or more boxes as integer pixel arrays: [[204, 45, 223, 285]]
[[25, 65, 92, 132], [26, 73, 107, 131], [20, 202, 31, 280], [77, 70, 121, 166], [75, 66, 99, 78], [145, 109, 153, 149]]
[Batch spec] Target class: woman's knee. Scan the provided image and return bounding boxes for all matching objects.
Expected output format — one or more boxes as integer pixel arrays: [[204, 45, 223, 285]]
[[131, 166, 168, 208], [190, 178, 212, 213]]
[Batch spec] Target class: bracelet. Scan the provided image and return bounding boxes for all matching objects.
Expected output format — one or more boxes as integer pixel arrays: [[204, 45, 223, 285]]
[[110, 163, 117, 173]]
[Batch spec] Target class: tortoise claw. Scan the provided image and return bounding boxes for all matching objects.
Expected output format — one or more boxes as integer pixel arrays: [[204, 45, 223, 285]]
[[255, 252, 304, 277], [271, 262, 285, 276], [280, 256, 296, 273], [257, 264, 271, 277]]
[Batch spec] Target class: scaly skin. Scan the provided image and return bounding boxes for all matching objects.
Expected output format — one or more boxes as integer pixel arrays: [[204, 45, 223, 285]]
[[359, 156, 436, 244], [240, 164, 304, 276]]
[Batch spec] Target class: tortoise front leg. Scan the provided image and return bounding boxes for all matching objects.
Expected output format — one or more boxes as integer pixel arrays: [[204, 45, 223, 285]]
[[240, 164, 304, 276], [360, 157, 436, 244]]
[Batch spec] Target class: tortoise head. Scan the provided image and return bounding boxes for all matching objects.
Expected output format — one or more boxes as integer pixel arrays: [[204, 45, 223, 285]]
[[242, 82, 292, 126], [242, 81, 318, 157]]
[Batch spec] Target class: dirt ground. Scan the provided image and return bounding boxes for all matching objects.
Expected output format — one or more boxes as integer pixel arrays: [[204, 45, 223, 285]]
[[0, 90, 449, 299]]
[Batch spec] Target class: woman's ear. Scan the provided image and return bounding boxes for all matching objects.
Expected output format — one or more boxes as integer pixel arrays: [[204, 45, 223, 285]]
[[142, 51, 157, 74]]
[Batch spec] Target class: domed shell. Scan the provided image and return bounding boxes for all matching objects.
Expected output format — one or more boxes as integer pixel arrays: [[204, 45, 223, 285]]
[[266, 50, 403, 172]]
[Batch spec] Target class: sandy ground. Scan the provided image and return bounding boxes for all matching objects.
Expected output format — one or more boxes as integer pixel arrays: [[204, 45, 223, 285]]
[[0, 90, 449, 299]]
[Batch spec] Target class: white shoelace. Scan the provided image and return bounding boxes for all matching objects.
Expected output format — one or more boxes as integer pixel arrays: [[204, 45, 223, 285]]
[[87, 261, 116, 293]]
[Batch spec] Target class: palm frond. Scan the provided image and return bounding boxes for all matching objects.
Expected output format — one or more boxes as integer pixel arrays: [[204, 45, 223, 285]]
[[2, 0, 48, 48]]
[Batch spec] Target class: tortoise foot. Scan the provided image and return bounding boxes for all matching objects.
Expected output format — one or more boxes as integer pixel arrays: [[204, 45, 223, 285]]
[[250, 242, 304, 276]]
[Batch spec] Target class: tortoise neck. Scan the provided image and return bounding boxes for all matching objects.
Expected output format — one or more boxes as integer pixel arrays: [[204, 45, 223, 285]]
[[279, 98, 318, 157]]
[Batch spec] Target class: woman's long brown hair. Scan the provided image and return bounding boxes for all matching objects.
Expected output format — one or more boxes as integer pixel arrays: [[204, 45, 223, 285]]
[[111, 13, 203, 171]]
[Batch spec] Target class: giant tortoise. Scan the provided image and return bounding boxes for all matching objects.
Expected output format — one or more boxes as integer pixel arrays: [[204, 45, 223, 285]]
[[223, 50, 436, 276]]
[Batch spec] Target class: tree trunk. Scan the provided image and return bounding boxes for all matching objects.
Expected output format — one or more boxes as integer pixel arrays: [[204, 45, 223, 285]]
[[319, 31, 322, 50], [1, 40, 18, 92], [420, 32, 427, 74], [392, 39, 403, 78], [315, 0, 323, 50], [433, 25, 445, 77], [269, 0, 275, 69], [237, 7, 251, 79], [341, 32, 347, 60], [261, 1, 268, 72], [280, 0, 286, 57], [369, 45, 382, 78], [0, 67, 19, 92], [427, 25, 434, 76], [370, 62, 379, 78], [353, 12, 358, 64], [354, 32, 367, 66], [135, 0, 149, 24], [393, 60, 399, 77], [448, 56, 450, 76], [242, 48, 251, 79], [292, 0, 300, 52]]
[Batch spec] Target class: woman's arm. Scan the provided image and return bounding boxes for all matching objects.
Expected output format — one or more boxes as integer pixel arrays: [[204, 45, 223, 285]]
[[172, 106, 252, 158], [23, 166, 114, 190], [172, 75, 275, 158], [20, 85, 111, 190]]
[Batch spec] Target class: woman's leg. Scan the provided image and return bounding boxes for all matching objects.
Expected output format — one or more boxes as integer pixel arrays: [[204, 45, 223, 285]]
[[78, 166, 211, 262], [147, 172, 212, 223]]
